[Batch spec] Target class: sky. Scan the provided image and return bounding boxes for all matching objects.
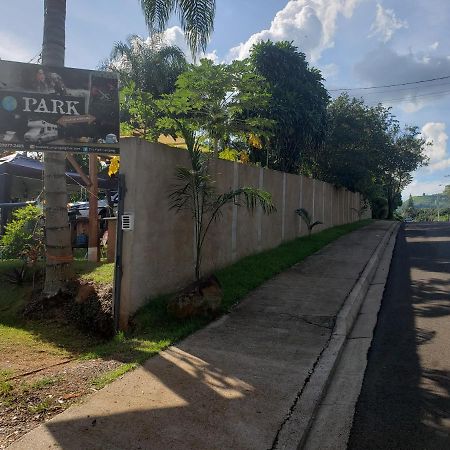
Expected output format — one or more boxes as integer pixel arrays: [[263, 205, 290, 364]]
[[1, 0, 450, 199]]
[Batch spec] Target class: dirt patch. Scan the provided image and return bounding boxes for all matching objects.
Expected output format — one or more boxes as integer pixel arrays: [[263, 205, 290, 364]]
[[0, 358, 123, 449], [23, 280, 115, 339]]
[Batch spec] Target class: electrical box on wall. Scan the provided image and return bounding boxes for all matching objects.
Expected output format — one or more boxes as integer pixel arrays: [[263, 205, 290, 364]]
[[121, 213, 134, 231]]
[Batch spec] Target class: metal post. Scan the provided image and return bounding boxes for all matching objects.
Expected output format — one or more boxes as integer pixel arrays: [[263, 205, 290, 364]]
[[113, 173, 125, 332], [88, 154, 99, 261]]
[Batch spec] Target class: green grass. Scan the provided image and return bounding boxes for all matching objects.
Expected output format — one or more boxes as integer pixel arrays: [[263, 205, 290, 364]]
[[29, 376, 58, 390], [91, 363, 138, 389], [0, 220, 372, 387], [28, 398, 52, 414], [74, 261, 114, 284], [217, 219, 372, 309]]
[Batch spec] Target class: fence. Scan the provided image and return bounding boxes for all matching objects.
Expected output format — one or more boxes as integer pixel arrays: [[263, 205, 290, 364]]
[[117, 138, 369, 328]]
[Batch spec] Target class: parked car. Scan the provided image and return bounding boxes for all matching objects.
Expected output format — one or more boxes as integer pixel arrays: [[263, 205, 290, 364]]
[[68, 192, 118, 218], [404, 217, 414, 223]]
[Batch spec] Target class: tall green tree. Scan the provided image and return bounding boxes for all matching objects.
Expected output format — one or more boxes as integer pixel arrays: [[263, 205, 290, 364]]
[[249, 41, 329, 173], [311, 94, 389, 195], [157, 59, 272, 157], [311, 94, 428, 219], [42, 0, 73, 296], [139, 0, 216, 56], [405, 194, 417, 218], [379, 125, 428, 219]]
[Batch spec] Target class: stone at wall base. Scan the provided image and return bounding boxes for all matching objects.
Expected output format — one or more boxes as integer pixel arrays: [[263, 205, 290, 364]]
[[167, 275, 222, 319]]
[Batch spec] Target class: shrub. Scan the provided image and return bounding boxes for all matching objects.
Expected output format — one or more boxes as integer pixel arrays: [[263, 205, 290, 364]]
[[0, 205, 44, 260]]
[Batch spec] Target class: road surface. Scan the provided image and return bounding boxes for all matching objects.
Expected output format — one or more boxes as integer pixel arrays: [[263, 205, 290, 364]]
[[348, 222, 450, 449]]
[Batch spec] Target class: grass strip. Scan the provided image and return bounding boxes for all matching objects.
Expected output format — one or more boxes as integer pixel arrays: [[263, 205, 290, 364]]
[[217, 219, 372, 310]]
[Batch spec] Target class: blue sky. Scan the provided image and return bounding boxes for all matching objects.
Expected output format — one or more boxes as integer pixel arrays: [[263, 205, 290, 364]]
[[2, 0, 450, 198]]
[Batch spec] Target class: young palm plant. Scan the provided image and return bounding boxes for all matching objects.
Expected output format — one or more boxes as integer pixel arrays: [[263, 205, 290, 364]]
[[295, 208, 322, 236], [351, 201, 368, 220], [169, 139, 275, 282]]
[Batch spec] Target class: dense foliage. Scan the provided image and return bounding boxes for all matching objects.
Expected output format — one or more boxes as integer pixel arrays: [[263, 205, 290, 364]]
[[157, 58, 272, 157], [309, 94, 427, 218], [249, 41, 329, 173], [109, 37, 429, 220], [0, 205, 44, 261]]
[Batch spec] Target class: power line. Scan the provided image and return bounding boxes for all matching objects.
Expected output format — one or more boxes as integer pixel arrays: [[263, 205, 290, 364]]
[[331, 81, 450, 97], [27, 51, 42, 64], [364, 88, 450, 106], [329, 75, 450, 92]]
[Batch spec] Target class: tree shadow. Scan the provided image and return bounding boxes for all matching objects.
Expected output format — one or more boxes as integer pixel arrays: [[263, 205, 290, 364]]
[[349, 224, 450, 449]]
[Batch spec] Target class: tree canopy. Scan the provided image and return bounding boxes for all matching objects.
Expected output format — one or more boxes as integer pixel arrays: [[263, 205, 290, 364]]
[[111, 39, 428, 220], [157, 58, 273, 157], [249, 40, 329, 173], [104, 35, 187, 97], [308, 94, 428, 218]]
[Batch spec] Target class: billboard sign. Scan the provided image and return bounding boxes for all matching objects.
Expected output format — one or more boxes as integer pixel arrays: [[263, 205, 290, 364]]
[[0, 60, 119, 154]]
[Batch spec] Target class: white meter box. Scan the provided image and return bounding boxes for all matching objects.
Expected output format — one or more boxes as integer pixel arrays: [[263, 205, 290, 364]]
[[121, 213, 134, 231]]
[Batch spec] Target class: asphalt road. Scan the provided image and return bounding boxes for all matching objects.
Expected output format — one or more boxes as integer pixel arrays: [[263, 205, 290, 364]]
[[348, 222, 450, 450]]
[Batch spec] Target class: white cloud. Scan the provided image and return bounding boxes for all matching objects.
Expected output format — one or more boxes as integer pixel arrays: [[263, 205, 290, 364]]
[[0, 31, 35, 62], [368, 3, 408, 43], [162, 26, 219, 63], [421, 122, 449, 172], [429, 41, 439, 50], [227, 0, 362, 63], [321, 62, 340, 80]]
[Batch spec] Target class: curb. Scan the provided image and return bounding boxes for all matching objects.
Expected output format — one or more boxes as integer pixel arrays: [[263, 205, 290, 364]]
[[274, 221, 400, 450]]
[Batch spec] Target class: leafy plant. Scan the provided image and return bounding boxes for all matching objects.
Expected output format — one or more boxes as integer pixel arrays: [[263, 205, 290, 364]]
[[1, 205, 44, 286], [157, 58, 273, 158], [0, 205, 43, 260], [295, 208, 322, 236], [169, 142, 275, 282]]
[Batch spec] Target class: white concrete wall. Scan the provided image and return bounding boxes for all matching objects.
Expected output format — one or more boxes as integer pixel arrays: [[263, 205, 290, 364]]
[[118, 138, 369, 327]]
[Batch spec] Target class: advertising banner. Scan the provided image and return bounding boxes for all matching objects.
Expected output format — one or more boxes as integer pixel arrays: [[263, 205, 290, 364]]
[[0, 60, 119, 154]]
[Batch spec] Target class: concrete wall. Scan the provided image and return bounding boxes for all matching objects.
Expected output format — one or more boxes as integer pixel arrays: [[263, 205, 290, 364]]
[[118, 138, 369, 327]]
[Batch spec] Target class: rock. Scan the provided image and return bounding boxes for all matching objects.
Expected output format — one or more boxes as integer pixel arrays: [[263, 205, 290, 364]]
[[167, 275, 223, 319], [75, 283, 96, 304]]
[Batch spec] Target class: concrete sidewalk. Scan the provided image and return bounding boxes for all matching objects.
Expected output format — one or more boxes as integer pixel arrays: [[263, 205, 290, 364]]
[[10, 221, 395, 450]]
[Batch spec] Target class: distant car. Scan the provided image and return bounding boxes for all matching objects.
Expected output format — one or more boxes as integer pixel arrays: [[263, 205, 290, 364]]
[[404, 217, 413, 223], [105, 133, 118, 144], [68, 192, 118, 218]]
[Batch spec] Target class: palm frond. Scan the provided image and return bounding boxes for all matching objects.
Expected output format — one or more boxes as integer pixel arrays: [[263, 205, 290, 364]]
[[140, 0, 216, 56], [140, 0, 176, 34], [295, 208, 312, 225], [177, 0, 216, 55]]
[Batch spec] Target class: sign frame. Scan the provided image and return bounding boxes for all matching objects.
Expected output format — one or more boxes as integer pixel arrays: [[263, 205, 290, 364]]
[[0, 60, 120, 155]]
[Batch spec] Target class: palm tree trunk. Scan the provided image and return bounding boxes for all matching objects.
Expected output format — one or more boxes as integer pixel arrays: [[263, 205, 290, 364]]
[[42, 0, 73, 296]]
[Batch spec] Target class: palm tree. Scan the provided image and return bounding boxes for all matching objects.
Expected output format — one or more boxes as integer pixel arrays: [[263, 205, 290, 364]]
[[295, 208, 323, 236], [169, 132, 275, 282], [104, 34, 187, 97], [42, 0, 73, 296], [139, 0, 216, 56]]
